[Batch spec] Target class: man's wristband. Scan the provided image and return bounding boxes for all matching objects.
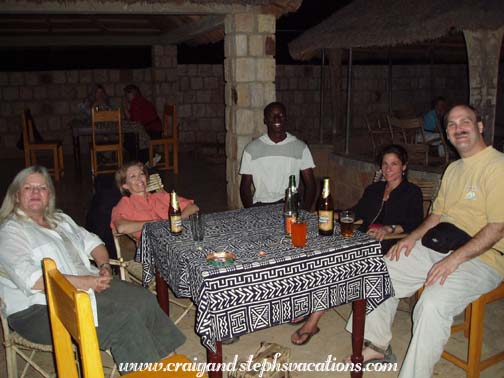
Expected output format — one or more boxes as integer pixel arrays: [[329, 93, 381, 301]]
[[99, 263, 112, 270]]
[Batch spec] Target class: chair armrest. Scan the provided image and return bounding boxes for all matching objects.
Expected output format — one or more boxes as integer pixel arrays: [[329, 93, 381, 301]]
[[383, 232, 408, 240]]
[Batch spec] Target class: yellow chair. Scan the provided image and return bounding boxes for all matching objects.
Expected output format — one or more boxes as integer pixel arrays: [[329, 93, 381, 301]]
[[22, 109, 64, 182], [440, 282, 504, 377], [90, 108, 123, 178], [42, 258, 204, 378], [148, 104, 179, 174]]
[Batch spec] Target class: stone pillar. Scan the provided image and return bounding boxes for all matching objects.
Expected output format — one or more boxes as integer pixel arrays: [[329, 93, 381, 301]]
[[224, 13, 276, 209], [464, 27, 504, 145], [151, 45, 178, 116]]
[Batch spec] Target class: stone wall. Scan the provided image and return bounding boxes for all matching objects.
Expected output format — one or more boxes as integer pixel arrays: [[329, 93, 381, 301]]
[[0, 62, 471, 158], [277, 64, 469, 144]]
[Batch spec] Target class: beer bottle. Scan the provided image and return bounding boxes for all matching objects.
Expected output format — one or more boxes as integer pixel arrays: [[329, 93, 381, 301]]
[[284, 187, 298, 237], [168, 190, 183, 235], [318, 177, 334, 236], [288, 175, 299, 208]]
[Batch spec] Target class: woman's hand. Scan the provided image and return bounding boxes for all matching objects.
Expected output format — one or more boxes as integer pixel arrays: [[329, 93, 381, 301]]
[[366, 225, 390, 241], [92, 275, 112, 293], [181, 203, 200, 219]]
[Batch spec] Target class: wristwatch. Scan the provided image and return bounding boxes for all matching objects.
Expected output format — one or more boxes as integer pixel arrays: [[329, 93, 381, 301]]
[[390, 225, 397, 233]]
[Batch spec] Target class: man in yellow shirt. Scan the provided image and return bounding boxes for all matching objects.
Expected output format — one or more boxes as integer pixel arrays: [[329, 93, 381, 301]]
[[346, 105, 504, 378]]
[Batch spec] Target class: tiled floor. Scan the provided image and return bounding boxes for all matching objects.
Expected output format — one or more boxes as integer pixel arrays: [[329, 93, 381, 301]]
[[0, 153, 503, 378]]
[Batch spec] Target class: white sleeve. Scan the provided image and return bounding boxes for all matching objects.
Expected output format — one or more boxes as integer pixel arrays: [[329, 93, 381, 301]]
[[239, 149, 253, 175], [0, 223, 43, 296], [300, 146, 316, 170], [61, 213, 103, 257]]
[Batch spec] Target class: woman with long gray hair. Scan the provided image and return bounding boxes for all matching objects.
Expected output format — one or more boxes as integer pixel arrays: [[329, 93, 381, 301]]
[[0, 166, 185, 373]]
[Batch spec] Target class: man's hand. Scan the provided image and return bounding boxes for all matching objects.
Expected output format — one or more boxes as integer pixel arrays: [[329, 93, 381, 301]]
[[425, 253, 462, 286], [386, 235, 416, 261]]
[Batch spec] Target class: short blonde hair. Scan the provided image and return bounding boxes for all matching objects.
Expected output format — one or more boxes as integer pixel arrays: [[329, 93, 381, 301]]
[[115, 161, 149, 196]]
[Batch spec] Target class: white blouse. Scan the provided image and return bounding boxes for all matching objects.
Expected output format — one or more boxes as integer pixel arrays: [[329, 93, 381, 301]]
[[0, 211, 103, 318]]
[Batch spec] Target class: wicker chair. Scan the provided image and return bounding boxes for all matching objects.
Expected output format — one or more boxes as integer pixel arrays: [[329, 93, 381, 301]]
[[1, 299, 55, 378]]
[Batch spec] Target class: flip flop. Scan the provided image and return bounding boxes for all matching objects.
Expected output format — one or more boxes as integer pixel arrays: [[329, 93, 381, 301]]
[[289, 315, 309, 325], [291, 327, 320, 346]]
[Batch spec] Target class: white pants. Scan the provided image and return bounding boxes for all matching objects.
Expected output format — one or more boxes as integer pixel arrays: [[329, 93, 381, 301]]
[[346, 241, 501, 378]]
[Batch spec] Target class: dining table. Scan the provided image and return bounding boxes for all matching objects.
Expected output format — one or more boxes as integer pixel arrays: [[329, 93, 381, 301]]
[[68, 118, 150, 167], [137, 204, 393, 378]]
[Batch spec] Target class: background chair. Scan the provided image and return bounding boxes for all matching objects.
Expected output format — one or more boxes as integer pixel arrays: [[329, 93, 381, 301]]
[[90, 108, 123, 179], [148, 104, 178, 174], [1, 299, 54, 378], [387, 116, 430, 166], [418, 282, 504, 378], [365, 112, 393, 156], [42, 258, 202, 378], [21, 109, 64, 182]]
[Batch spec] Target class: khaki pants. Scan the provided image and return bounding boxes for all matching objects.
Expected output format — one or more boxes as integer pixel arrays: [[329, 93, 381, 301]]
[[346, 241, 501, 378]]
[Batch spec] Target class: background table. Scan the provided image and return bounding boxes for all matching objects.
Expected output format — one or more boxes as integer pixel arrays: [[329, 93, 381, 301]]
[[138, 205, 393, 377], [69, 118, 150, 167]]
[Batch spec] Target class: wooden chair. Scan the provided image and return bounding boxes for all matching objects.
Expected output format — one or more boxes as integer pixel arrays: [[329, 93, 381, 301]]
[[1, 299, 55, 378], [90, 108, 123, 178], [42, 258, 204, 378], [365, 113, 393, 156], [418, 282, 504, 377], [149, 104, 179, 174], [388, 116, 431, 166], [21, 109, 64, 182]]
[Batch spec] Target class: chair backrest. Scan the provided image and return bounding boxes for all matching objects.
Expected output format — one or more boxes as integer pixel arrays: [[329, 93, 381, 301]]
[[387, 116, 426, 144], [91, 108, 122, 148], [43, 258, 104, 378], [409, 179, 440, 216], [162, 104, 178, 140]]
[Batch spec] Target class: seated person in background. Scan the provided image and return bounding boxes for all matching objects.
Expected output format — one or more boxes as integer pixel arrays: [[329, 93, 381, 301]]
[[291, 144, 423, 346], [123, 84, 162, 139], [0, 166, 186, 372], [239, 101, 316, 210], [79, 84, 117, 119], [422, 96, 448, 157], [111, 161, 199, 240]]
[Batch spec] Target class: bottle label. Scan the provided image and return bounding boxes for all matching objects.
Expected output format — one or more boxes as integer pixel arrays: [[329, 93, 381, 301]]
[[318, 210, 334, 231], [170, 215, 182, 233], [285, 214, 297, 235]]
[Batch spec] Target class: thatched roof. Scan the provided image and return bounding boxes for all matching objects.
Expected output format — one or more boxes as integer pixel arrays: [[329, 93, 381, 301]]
[[289, 0, 504, 60]]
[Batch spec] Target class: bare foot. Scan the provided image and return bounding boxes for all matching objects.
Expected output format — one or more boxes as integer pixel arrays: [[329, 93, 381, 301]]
[[343, 346, 385, 364]]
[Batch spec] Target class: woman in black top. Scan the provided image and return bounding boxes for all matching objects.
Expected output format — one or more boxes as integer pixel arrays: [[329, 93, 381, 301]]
[[291, 144, 423, 346], [353, 144, 423, 254]]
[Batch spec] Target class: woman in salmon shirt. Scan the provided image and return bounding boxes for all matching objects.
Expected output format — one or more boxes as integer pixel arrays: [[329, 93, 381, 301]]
[[110, 161, 199, 240]]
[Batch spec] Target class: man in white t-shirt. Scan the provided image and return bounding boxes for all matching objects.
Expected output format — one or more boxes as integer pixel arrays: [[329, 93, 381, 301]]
[[239, 102, 316, 210]]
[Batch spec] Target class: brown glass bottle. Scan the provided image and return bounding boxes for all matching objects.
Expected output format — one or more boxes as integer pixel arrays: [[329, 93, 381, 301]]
[[318, 177, 334, 236], [168, 190, 183, 235]]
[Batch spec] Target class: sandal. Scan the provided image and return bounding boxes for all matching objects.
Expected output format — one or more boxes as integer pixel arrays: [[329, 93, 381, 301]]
[[362, 340, 396, 366], [291, 327, 320, 346]]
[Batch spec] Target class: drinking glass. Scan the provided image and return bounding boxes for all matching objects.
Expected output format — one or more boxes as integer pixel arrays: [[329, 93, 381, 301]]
[[291, 221, 307, 247], [190, 213, 204, 241], [339, 210, 355, 238]]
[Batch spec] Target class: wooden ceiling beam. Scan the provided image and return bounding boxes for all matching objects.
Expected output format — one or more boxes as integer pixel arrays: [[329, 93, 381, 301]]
[[0, 0, 254, 15]]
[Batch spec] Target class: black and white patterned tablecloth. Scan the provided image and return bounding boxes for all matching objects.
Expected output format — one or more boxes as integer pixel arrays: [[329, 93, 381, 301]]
[[138, 204, 393, 352]]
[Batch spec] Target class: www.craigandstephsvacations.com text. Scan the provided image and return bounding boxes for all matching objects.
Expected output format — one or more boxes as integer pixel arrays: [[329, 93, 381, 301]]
[[118, 354, 399, 376]]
